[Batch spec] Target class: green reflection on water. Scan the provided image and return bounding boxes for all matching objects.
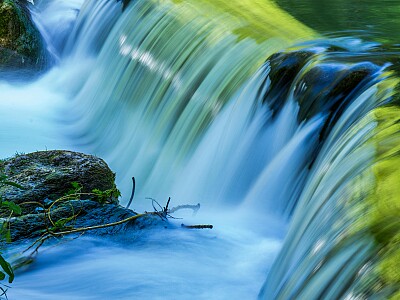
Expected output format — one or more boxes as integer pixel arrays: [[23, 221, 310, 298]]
[[276, 0, 400, 44]]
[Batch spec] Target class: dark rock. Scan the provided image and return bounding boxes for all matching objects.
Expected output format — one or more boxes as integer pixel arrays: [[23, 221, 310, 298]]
[[117, 0, 131, 10], [260, 49, 318, 113], [294, 61, 380, 140], [0, 0, 47, 72], [262, 46, 382, 139], [295, 61, 379, 121], [3, 200, 163, 241], [0, 150, 165, 242], [0, 150, 116, 209]]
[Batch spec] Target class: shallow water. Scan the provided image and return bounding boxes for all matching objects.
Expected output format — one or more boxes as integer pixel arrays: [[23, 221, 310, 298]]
[[9, 209, 285, 300]]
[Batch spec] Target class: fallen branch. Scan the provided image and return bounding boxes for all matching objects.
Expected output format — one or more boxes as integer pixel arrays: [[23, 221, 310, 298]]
[[50, 212, 153, 236], [21, 195, 206, 261], [181, 224, 213, 229]]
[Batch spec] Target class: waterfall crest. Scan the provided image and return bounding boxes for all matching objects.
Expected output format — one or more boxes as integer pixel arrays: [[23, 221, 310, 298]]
[[63, 0, 314, 202]]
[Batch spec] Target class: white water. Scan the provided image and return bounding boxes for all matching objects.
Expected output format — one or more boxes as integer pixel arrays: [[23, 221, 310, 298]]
[[10, 210, 285, 300], [1, 0, 322, 298], [1, 65, 313, 299]]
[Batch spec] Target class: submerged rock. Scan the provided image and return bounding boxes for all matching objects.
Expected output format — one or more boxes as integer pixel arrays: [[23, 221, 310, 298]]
[[0, 0, 46, 71]]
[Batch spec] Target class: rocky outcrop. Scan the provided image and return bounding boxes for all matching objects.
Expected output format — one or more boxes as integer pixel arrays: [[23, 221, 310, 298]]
[[0, 150, 162, 242], [0, 0, 47, 71], [0, 150, 116, 207]]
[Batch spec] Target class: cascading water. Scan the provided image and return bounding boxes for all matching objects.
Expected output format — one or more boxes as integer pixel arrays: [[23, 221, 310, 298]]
[[1, 0, 399, 299]]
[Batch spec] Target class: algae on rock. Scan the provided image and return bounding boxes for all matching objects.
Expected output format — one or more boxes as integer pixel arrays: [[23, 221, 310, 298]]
[[0, 150, 163, 242], [0, 150, 117, 210]]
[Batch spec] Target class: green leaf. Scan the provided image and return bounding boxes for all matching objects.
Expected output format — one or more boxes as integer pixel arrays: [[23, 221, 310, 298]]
[[71, 182, 81, 189], [67, 182, 83, 197], [92, 187, 121, 204], [3, 181, 24, 189], [54, 219, 68, 228], [5, 230, 11, 243], [1, 201, 22, 215], [0, 255, 14, 283], [54, 215, 75, 229], [0, 271, 5, 281]]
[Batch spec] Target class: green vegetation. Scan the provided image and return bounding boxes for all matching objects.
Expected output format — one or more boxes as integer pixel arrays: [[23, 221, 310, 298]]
[[0, 172, 22, 291], [368, 107, 400, 299], [349, 106, 400, 299], [0, 173, 121, 293], [170, 0, 315, 43]]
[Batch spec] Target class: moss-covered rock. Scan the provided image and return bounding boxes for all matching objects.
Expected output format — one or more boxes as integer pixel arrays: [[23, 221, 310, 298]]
[[0, 150, 165, 242], [0, 150, 116, 208], [0, 0, 46, 71]]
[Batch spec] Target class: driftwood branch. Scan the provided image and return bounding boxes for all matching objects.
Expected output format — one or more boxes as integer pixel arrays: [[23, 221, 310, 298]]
[[181, 224, 213, 229]]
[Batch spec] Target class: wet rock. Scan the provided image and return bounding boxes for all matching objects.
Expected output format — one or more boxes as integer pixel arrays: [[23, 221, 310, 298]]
[[3, 200, 162, 241], [261, 49, 318, 113], [294, 61, 380, 140], [0, 0, 47, 71], [118, 0, 131, 10], [0, 150, 116, 209], [0, 150, 164, 242], [295, 61, 379, 122], [262, 46, 382, 141]]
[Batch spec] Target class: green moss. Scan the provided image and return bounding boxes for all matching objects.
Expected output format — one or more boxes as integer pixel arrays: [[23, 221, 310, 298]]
[[169, 0, 316, 43], [351, 106, 400, 298]]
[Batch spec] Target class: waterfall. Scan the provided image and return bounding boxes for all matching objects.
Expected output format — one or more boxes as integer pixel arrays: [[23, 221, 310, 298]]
[[1, 0, 399, 299], [259, 43, 400, 299], [62, 0, 314, 205]]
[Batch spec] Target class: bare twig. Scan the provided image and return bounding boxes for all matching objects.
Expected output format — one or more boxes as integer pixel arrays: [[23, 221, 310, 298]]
[[0, 285, 8, 300], [169, 203, 200, 215], [181, 224, 213, 229], [125, 177, 135, 209]]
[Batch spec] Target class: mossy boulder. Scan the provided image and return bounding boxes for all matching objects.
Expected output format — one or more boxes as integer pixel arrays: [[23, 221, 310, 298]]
[[0, 0, 46, 71], [0, 150, 164, 242], [0, 150, 116, 208]]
